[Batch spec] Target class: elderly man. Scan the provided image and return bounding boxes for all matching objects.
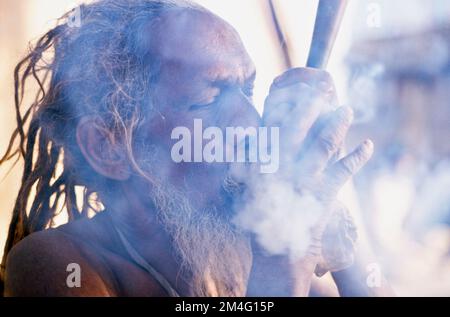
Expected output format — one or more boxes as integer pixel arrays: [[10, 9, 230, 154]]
[[1, 0, 391, 296]]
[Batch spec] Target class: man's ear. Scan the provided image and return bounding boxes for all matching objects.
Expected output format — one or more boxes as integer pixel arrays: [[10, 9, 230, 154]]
[[76, 116, 131, 181]]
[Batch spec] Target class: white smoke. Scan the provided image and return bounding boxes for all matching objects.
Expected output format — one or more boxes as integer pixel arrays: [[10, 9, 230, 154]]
[[233, 175, 324, 260]]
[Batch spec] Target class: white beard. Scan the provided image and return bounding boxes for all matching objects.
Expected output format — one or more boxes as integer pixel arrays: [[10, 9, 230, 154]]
[[148, 176, 252, 297]]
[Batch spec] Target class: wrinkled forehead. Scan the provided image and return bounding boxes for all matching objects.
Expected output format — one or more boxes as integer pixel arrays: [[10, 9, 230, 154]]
[[148, 9, 254, 77]]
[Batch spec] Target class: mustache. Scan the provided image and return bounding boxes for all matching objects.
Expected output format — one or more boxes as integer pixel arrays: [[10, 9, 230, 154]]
[[222, 174, 246, 197], [219, 174, 248, 215]]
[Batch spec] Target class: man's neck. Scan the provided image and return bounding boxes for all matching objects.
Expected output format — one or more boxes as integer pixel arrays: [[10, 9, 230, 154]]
[[105, 183, 193, 296]]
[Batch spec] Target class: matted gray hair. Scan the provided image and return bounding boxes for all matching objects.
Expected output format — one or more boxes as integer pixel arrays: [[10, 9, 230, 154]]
[[0, 0, 208, 288]]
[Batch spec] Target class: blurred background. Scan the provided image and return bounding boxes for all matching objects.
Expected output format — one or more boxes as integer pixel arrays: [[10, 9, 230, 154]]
[[1, 0, 449, 296]]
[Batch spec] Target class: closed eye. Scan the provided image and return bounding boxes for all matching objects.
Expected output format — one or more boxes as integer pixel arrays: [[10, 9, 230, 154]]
[[189, 102, 214, 111], [189, 96, 219, 111]]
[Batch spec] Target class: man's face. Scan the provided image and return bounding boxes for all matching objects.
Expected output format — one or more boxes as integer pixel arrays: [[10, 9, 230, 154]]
[[120, 10, 259, 294], [136, 9, 260, 211]]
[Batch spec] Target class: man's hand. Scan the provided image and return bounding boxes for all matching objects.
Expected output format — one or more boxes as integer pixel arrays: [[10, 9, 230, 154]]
[[246, 68, 374, 296], [263, 67, 373, 201]]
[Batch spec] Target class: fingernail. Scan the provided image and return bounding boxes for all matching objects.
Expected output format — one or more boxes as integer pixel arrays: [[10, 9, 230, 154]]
[[363, 139, 374, 149], [363, 139, 374, 151]]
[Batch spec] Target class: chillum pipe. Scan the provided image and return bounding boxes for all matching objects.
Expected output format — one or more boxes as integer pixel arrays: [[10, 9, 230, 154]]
[[307, 0, 349, 69]]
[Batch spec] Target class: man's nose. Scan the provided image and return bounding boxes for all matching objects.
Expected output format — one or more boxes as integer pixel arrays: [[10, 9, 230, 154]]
[[218, 88, 261, 129]]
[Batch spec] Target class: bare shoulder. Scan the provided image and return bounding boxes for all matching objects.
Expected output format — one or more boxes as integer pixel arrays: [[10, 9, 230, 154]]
[[4, 226, 113, 296]]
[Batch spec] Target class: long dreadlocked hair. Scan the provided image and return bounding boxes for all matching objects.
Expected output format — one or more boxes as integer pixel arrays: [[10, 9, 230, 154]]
[[0, 0, 201, 291]]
